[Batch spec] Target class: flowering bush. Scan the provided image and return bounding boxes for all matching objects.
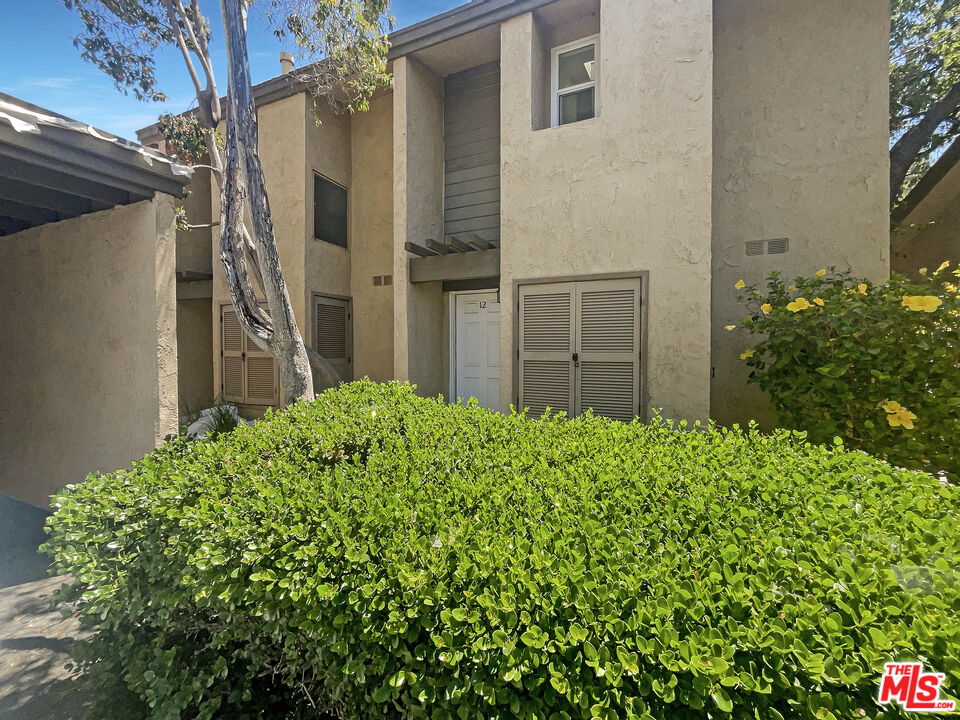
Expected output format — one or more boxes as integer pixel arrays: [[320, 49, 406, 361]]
[[731, 262, 960, 477]]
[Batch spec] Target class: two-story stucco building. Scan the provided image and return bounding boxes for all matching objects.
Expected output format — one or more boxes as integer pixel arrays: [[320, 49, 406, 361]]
[[141, 0, 891, 427]]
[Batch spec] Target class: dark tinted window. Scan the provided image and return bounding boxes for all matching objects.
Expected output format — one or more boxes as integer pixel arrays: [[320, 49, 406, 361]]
[[314, 174, 347, 247]]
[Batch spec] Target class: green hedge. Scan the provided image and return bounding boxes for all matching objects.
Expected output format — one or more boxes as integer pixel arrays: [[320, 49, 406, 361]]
[[44, 381, 960, 719]]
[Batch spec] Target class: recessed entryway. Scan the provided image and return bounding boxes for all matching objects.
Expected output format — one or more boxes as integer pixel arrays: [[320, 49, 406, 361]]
[[451, 291, 500, 410]]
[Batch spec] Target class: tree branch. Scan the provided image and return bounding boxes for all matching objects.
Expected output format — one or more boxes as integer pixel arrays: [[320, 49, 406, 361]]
[[160, 0, 204, 97], [890, 79, 960, 207]]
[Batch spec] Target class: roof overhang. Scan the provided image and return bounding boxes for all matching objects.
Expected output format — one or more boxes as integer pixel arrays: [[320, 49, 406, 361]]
[[0, 93, 192, 237], [136, 0, 557, 143], [387, 0, 554, 59]]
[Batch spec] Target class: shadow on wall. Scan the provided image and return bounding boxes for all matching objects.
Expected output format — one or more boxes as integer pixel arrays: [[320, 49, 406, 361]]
[[0, 493, 50, 589]]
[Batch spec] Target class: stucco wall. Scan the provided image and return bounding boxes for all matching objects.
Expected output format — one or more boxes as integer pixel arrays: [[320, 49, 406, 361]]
[[393, 56, 446, 398], [892, 160, 960, 277], [0, 196, 178, 506], [176, 297, 213, 413], [711, 0, 890, 427], [351, 92, 395, 381], [304, 98, 352, 316], [499, 5, 714, 422], [211, 94, 308, 402], [177, 165, 213, 275]]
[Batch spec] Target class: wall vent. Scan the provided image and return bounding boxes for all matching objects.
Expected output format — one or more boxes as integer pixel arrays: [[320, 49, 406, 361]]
[[745, 240, 765, 256], [745, 238, 789, 257], [372, 275, 393, 286]]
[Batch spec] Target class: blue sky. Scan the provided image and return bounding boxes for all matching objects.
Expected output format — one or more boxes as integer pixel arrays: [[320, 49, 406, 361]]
[[0, 0, 458, 139]]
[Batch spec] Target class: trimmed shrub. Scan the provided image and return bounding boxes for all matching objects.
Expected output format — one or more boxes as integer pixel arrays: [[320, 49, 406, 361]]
[[731, 266, 960, 478], [45, 381, 960, 719]]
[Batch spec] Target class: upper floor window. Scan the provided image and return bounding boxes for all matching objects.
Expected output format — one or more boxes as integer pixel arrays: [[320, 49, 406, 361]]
[[551, 35, 599, 127], [314, 173, 347, 248]]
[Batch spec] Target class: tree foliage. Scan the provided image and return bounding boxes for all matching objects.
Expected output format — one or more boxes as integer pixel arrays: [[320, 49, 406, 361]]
[[890, 0, 960, 205], [731, 265, 960, 477]]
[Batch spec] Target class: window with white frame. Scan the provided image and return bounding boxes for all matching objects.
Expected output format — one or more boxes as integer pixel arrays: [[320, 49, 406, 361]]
[[551, 35, 599, 127]]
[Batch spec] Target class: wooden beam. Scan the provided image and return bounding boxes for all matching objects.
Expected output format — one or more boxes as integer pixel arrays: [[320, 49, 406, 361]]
[[466, 233, 492, 250], [410, 249, 500, 283], [0, 177, 102, 216], [0, 199, 58, 225], [404, 241, 437, 257], [0, 215, 30, 235], [446, 235, 473, 253], [0, 156, 131, 206], [426, 238, 452, 255]]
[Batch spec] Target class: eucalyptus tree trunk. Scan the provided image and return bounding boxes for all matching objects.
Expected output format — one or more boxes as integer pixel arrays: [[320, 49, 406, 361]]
[[220, 0, 314, 403]]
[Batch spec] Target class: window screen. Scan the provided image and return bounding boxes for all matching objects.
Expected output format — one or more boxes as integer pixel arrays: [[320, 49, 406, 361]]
[[314, 174, 348, 247]]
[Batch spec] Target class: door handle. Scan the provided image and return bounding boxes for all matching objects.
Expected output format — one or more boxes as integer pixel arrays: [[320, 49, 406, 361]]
[[572, 352, 579, 367]]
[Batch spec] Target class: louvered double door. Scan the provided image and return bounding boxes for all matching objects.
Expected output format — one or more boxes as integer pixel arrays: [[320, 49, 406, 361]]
[[519, 278, 642, 422], [221, 305, 280, 406]]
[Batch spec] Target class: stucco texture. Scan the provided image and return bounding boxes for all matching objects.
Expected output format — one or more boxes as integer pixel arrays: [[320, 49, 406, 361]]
[[0, 196, 178, 507], [351, 92, 395, 382], [499, 4, 714, 422], [304, 98, 352, 308], [176, 165, 213, 276], [711, 0, 890, 427], [393, 56, 446, 398], [176, 298, 213, 413]]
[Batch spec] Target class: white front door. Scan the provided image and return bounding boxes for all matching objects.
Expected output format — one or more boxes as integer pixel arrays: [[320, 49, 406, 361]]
[[454, 292, 500, 410]]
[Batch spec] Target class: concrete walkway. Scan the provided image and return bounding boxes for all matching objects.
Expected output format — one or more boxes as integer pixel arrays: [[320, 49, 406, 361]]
[[0, 494, 89, 719]]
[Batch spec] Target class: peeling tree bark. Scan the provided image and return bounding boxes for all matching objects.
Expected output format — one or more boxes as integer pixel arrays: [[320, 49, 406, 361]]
[[220, 0, 314, 403], [161, 0, 339, 403]]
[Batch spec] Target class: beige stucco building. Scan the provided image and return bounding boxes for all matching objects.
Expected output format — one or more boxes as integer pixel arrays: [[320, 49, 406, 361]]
[[0, 94, 191, 506], [138, 0, 890, 430]]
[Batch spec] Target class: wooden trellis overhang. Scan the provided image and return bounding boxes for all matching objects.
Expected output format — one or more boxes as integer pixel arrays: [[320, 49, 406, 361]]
[[406, 234, 500, 283]]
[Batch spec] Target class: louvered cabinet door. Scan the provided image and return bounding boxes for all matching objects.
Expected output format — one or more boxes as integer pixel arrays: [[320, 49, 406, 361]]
[[243, 342, 279, 405], [313, 295, 352, 382], [518, 283, 576, 417], [575, 279, 641, 422], [221, 308, 245, 403]]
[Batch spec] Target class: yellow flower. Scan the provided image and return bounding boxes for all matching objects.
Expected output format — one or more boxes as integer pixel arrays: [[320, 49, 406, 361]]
[[919, 267, 928, 276], [786, 297, 812, 312], [813, 297, 824, 307], [857, 283, 868, 295], [935, 261, 950, 275], [815, 269, 826, 278], [760, 303, 772, 313], [887, 408, 917, 430], [789, 285, 797, 292], [901, 295, 943, 312], [735, 279, 745, 289], [946, 284, 958, 293], [740, 349, 755, 360], [724, 325, 736, 331], [882, 400, 917, 430]]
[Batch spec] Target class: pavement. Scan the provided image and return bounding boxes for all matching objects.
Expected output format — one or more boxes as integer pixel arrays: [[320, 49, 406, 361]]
[[0, 494, 89, 719]]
